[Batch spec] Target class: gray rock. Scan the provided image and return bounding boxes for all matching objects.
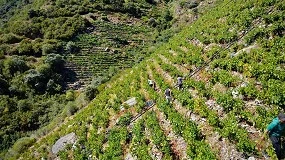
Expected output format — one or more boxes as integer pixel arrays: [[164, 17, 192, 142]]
[[248, 157, 255, 160], [123, 97, 137, 106], [52, 132, 77, 154]]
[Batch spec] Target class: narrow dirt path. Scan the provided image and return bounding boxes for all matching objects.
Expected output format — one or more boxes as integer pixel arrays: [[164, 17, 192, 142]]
[[153, 60, 175, 84], [173, 100, 245, 159], [152, 106, 189, 160], [145, 127, 164, 160], [146, 64, 189, 160]]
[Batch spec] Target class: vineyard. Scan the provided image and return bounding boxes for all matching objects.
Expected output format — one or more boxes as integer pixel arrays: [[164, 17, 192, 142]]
[[14, 0, 285, 159], [64, 16, 152, 88]]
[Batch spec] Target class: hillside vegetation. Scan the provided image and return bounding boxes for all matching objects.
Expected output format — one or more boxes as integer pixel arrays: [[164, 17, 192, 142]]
[[1, 0, 196, 158], [8, 0, 284, 159]]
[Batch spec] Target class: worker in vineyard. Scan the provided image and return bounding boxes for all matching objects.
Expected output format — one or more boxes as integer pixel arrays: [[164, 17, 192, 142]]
[[177, 76, 183, 90], [164, 88, 172, 103], [148, 79, 156, 90], [263, 113, 285, 159]]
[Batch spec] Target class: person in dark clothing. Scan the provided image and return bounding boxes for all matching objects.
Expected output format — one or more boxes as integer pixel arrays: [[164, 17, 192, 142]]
[[263, 113, 285, 159], [164, 88, 172, 103], [177, 76, 183, 90]]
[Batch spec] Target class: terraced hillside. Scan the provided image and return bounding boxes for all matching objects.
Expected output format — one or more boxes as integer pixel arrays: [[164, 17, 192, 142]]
[[64, 15, 152, 88], [1, 0, 217, 158], [17, 0, 285, 159]]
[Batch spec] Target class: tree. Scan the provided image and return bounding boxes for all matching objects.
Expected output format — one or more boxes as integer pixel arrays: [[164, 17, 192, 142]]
[[17, 39, 33, 55], [24, 69, 43, 91], [124, 2, 142, 17], [3, 56, 29, 78], [46, 79, 62, 94], [0, 76, 9, 94], [44, 54, 64, 72], [66, 41, 77, 53], [42, 43, 55, 55], [66, 90, 75, 101], [85, 86, 99, 101]]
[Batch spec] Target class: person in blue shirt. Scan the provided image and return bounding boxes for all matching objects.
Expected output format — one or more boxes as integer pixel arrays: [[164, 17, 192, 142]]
[[264, 113, 285, 159]]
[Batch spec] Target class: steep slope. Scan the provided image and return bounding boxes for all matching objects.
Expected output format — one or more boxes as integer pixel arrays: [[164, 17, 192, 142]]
[[15, 0, 285, 159], [0, 0, 176, 156]]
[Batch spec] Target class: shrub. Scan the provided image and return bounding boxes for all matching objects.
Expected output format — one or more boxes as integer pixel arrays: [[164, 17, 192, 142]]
[[65, 102, 78, 116], [117, 112, 132, 126], [84, 86, 99, 101], [66, 90, 75, 101], [42, 43, 55, 55], [3, 56, 29, 78], [46, 79, 62, 94], [5, 137, 36, 159], [17, 39, 34, 55], [0, 33, 24, 44], [0, 49, 4, 58], [181, 0, 199, 9], [66, 41, 78, 53], [0, 77, 9, 94], [44, 54, 64, 72]]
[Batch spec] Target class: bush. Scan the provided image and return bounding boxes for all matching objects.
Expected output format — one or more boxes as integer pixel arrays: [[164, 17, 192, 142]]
[[5, 137, 35, 159], [17, 39, 34, 55], [65, 102, 78, 116], [0, 49, 4, 58], [85, 86, 99, 101], [66, 90, 75, 101], [117, 112, 132, 126], [66, 41, 78, 53], [0, 77, 9, 94], [3, 56, 29, 77], [44, 54, 64, 72], [0, 33, 24, 44], [124, 2, 142, 17], [42, 43, 55, 55], [181, 0, 199, 9], [46, 79, 62, 94]]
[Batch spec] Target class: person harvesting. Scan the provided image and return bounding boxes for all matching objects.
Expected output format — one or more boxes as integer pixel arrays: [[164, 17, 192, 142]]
[[262, 113, 285, 159]]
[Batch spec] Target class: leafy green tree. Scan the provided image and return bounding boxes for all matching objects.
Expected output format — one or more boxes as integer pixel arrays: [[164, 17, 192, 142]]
[[0, 33, 24, 44], [65, 102, 78, 116], [66, 41, 77, 53], [42, 43, 55, 55], [46, 79, 62, 94], [3, 56, 29, 78], [32, 38, 43, 56], [17, 99, 31, 112], [0, 76, 9, 94], [66, 90, 75, 101], [124, 2, 142, 17], [17, 39, 34, 55], [24, 69, 43, 91], [85, 86, 99, 101], [44, 54, 64, 72]]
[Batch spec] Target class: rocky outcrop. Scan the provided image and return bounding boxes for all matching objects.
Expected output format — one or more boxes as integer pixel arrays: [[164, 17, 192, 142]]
[[52, 132, 77, 155]]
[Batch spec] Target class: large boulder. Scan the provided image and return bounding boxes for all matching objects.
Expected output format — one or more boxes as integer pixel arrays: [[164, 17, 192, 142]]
[[52, 132, 77, 154]]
